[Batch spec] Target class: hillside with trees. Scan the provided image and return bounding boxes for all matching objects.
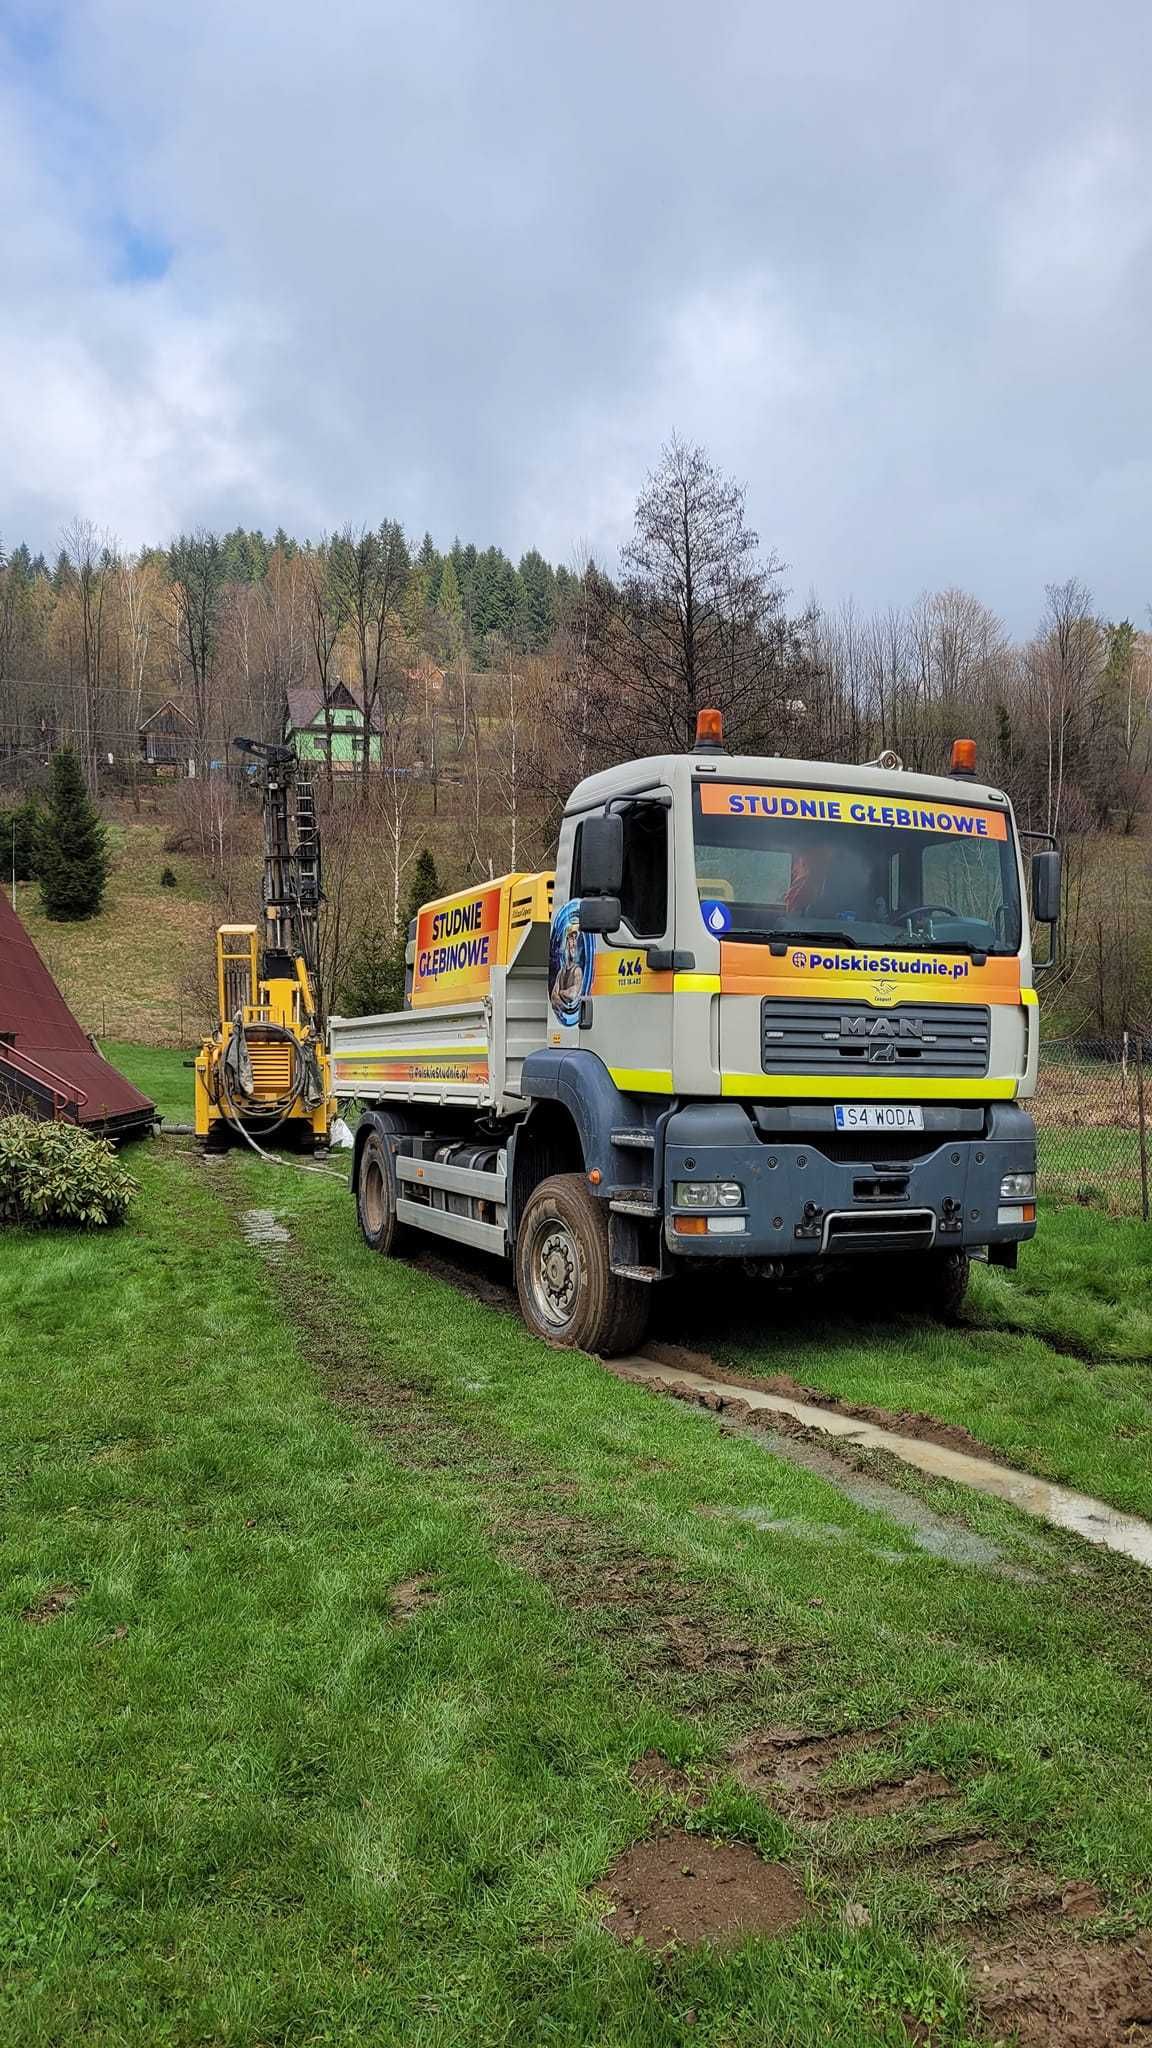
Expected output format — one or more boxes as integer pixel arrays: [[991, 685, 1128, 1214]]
[[1, 439, 1148, 1040]]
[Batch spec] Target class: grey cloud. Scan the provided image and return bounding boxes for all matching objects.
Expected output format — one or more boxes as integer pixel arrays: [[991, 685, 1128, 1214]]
[[1, 0, 1149, 628]]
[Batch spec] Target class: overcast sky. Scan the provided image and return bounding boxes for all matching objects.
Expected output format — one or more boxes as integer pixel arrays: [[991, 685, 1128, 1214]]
[[1, 0, 1148, 629]]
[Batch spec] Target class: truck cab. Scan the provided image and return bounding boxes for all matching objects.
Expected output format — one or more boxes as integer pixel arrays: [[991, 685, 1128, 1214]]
[[550, 728, 1040, 1259]]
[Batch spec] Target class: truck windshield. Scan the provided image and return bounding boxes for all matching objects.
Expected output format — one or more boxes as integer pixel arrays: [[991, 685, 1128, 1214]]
[[692, 780, 1022, 954]]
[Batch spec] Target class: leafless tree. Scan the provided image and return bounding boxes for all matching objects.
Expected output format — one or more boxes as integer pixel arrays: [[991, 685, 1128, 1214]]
[[581, 436, 807, 762], [168, 530, 226, 776], [304, 542, 346, 802], [328, 522, 410, 796], [1027, 579, 1101, 838], [63, 518, 116, 791], [119, 552, 162, 808]]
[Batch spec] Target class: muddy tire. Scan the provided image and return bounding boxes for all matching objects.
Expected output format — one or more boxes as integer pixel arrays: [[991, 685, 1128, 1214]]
[[355, 1120, 411, 1256], [515, 1172, 650, 1356]]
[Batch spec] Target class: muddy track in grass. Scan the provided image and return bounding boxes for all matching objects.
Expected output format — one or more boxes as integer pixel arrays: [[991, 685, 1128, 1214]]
[[372, 1233, 1134, 1469], [397, 1244, 1152, 1583], [640, 1339, 1015, 1466], [198, 1159, 1152, 2046]]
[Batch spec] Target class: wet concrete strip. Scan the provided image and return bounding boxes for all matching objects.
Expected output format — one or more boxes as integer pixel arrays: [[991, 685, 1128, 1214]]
[[608, 1358, 1152, 1571]]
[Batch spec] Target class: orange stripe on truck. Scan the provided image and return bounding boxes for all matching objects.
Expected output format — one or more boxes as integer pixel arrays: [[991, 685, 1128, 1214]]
[[719, 944, 1022, 1007]]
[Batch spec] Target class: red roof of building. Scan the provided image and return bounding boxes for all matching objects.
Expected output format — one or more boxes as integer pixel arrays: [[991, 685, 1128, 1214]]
[[0, 891, 154, 1137]]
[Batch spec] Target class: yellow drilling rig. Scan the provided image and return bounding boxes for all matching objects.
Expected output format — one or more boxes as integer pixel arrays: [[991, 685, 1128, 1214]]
[[194, 738, 334, 1149]]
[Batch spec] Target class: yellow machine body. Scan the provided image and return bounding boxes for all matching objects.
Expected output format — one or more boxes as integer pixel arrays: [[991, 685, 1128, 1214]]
[[194, 922, 334, 1143]]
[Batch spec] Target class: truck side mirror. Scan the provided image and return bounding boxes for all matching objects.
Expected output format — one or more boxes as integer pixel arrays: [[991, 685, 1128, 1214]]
[[577, 895, 620, 934], [1031, 848, 1061, 925], [578, 814, 624, 896]]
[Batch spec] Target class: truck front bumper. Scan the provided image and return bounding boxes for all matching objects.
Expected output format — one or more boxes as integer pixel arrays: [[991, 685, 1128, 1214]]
[[661, 1101, 1037, 1261]]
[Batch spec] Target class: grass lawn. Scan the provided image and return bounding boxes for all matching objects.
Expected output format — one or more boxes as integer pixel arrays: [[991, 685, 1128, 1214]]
[[3, 1049, 1152, 2043], [101, 1040, 197, 1127]]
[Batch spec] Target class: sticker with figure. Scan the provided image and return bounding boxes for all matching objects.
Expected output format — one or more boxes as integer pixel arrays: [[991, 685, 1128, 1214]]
[[549, 900, 594, 1025]]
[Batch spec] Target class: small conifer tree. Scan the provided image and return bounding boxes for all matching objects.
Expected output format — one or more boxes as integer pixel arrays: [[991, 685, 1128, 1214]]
[[337, 920, 396, 1018], [337, 849, 441, 1017], [0, 798, 42, 883], [38, 750, 109, 921]]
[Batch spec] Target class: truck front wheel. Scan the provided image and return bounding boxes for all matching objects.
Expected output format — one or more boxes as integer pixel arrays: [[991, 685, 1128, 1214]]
[[515, 1173, 650, 1357], [902, 1249, 970, 1320]]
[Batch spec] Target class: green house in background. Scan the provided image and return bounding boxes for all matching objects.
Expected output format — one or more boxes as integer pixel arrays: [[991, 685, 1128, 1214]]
[[283, 683, 386, 773]]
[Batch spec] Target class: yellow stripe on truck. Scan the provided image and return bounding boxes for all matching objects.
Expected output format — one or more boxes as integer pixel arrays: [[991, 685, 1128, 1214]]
[[608, 1067, 675, 1093], [720, 1074, 1018, 1101]]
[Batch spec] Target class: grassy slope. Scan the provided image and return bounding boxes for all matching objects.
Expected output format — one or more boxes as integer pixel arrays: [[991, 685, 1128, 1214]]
[[18, 819, 214, 1046], [3, 1135, 1152, 2048]]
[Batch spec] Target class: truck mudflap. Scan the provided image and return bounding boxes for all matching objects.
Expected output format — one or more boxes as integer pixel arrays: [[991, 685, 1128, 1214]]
[[661, 1101, 1037, 1261]]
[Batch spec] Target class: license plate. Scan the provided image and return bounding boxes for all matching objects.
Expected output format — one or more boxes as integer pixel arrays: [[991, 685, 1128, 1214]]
[[834, 1104, 925, 1132]]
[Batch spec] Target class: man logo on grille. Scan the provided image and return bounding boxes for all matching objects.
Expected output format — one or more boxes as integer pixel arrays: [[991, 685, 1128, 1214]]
[[840, 1014, 924, 1041]]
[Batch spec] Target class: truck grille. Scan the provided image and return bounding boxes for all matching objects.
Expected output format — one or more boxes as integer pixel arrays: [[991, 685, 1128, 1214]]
[[761, 1000, 990, 1078]]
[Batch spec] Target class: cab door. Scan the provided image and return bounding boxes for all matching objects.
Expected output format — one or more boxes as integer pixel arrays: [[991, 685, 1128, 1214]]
[[569, 796, 675, 1096]]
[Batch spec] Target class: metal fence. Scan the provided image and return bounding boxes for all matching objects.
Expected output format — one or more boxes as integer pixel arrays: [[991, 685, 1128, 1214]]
[[1034, 1036, 1151, 1218]]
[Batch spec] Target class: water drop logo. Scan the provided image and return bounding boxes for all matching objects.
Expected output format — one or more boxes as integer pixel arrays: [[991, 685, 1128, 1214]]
[[701, 899, 731, 935]]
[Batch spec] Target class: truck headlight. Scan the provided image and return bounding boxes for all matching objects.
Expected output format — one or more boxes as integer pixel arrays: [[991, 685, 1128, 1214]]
[[999, 1172, 1036, 1199], [674, 1180, 744, 1209]]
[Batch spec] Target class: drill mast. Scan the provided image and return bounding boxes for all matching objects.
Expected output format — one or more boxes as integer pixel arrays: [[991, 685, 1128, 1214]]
[[235, 738, 324, 1014]]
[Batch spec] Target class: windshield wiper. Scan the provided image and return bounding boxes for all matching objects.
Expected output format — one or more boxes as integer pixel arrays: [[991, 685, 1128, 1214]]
[[727, 927, 862, 947], [910, 938, 993, 960]]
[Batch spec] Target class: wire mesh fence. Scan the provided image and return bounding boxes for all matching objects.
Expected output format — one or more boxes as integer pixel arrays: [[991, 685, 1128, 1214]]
[[81, 999, 214, 1050], [1034, 1036, 1151, 1218]]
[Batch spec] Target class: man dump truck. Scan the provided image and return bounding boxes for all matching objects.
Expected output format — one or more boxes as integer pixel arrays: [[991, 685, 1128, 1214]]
[[195, 739, 334, 1148], [329, 714, 1060, 1354]]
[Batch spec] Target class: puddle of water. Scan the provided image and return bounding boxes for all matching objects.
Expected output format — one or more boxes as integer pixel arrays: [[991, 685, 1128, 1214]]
[[699, 1431, 1019, 1571], [704, 1506, 909, 1566], [611, 1358, 1152, 1572], [240, 1208, 291, 1251]]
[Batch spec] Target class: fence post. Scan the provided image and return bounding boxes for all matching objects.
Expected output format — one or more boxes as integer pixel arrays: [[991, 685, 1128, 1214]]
[[1137, 1036, 1149, 1225]]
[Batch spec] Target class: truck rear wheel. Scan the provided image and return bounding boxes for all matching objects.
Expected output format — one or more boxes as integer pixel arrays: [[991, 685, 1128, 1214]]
[[356, 1122, 411, 1256], [515, 1173, 650, 1357]]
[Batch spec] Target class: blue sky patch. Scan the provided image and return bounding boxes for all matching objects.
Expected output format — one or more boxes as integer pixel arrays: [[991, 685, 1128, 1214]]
[[110, 219, 173, 283]]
